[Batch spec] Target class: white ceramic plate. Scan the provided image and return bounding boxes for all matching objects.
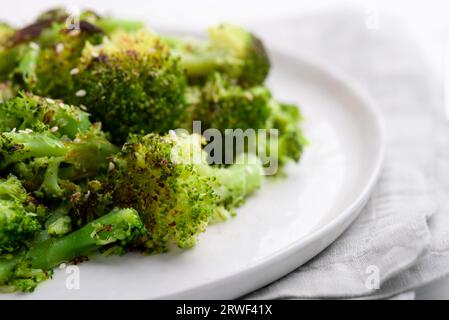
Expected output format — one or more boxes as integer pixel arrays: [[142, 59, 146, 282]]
[[5, 49, 384, 300]]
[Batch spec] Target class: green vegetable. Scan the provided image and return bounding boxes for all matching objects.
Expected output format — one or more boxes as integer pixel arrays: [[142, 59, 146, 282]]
[[0, 8, 307, 294], [187, 72, 307, 169], [169, 24, 270, 87], [0, 94, 91, 139], [0, 175, 43, 254], [107, 132, 263, 252], [0, 207, 144, 292], [69, 31, 188, 144], [0, 126, 118, 198]]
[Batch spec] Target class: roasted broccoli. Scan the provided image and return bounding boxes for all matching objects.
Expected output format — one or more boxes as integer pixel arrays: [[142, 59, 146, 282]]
[[0, 207, 144, 292], [0, 8, 307, 294], [0, 175, 44, 254], [0, 12, 187, 144], [187, 73, 306, 169], [168, 24, 270, 87], [69, 31, 187, 143], [0, 94, 91, 138], [105, 132, 263, 252], [0, 23, 13, 48], [0, 125, 118, 198], [186, 72, 272, 131]]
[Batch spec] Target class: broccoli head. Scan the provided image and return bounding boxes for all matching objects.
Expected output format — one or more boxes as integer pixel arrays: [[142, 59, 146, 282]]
[[108, 132, 216, 252], [0, 10, 104, 88], [187, 72, 272, 131], [68, 31, 187, 144], [186, 73, 306, 171], [0, 94, 91, 139], [170, 24, 270, 87], [106, 131, 263, 252], [0, 175, 43, 254], [266, 101, 307, 167]]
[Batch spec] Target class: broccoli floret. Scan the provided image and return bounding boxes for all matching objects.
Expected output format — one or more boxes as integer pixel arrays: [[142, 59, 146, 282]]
[[29, 28, 103, 98], [0, 207, 144, 292], [266, 101, 307, 167], [1, 15, 184, 144], [0, 176, 42, 254], [67, 31, 187, 144], [0, 94, 91, 138], [169, 24, 270, 87], [187, 72, 272, 131], [107, 132, 263, 252], [0, 9, 104, 92], [0, 126, 118, 199], [186, 73, 306, 171]]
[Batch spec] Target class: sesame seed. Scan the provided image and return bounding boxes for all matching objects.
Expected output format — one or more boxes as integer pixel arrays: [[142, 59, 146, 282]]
[[46, 98, 55, 104], [51, 126, 59, 132], [68, 29, 81, 37], [29, 42, 40, 50], [169, 130, 178, 140], [70, 68, 79, 75], [75, 90, 86, 97], [91, 51, 99, 58], [79, 104, 87, 111], [55, 43, 64, 54], [108, 162, 115, 171]]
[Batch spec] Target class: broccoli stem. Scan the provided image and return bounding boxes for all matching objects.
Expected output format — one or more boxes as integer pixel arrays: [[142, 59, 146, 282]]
[[1, 132, 66, 167], [202, 154, 264, 206], [0, 208, 143, 285], [178, 51, 226, 78], [1, 130, 119, 181], [27, 208, 142, 269]]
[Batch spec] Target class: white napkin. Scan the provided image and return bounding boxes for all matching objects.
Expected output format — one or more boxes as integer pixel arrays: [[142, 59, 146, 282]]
[[246, 9, 449, 299]]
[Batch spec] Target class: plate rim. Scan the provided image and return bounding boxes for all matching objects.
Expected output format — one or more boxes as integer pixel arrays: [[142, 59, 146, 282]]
[[160, 48, 386, 299]]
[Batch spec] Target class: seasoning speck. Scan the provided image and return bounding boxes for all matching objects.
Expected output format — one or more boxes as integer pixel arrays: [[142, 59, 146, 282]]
[[75, 90, 86, 97], [55, 43, 64, 54]]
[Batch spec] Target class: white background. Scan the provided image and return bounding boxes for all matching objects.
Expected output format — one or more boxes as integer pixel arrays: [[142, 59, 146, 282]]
[[1, 0, 448, 299]]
